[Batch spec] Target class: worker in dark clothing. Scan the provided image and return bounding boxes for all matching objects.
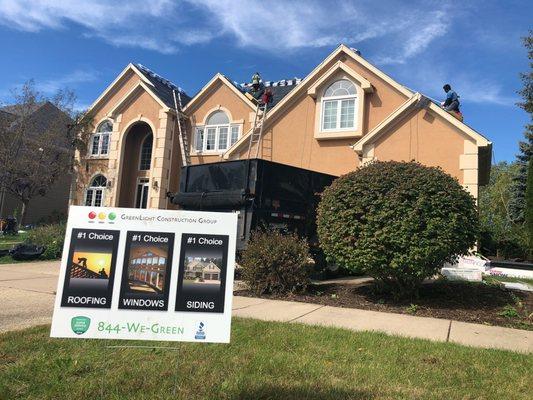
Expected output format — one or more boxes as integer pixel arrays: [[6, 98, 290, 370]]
[[249, 72, 265, 101], [441, 84, 460, 112]]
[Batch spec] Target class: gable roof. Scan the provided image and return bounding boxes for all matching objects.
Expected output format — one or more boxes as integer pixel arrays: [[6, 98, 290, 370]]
[[223, 44, 413, 159], [351, 93, 491, 153], [223, 44, 491, 159], [182, 73, 258, 113], [86, 63, 190, 116]]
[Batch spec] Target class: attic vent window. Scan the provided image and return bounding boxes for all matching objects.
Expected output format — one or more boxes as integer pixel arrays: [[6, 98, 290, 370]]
[[321, 79, 357, 131]]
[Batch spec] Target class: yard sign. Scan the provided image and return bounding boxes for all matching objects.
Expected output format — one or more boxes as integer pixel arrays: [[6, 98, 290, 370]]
[[50, 206, 237, 343]]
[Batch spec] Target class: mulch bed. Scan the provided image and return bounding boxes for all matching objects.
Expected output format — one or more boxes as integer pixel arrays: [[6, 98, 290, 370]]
[[235, 280, 533, 331]]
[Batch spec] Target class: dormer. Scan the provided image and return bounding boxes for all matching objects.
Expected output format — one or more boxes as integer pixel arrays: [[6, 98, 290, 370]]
[[308, 61, 373, 140]]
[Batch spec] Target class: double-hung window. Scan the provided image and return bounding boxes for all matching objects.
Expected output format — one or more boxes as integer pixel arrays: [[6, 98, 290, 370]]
[[194, 110, 240, 152], [321, 79, 357, 131], [90, 120, 112, 156]]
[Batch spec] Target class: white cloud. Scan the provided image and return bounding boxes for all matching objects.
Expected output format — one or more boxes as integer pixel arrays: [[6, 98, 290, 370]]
[[35, 69, 99, 94], [0, 0, 454, 61]]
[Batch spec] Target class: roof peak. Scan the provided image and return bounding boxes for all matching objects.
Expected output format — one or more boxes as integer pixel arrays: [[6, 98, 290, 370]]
[[134, 63, 185, 93]]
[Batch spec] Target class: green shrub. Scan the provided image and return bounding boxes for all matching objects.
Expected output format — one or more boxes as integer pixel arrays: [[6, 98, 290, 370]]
[[241, 230, 311, 295], [26, 223, 66, 259], [317, 161, 479, 298]]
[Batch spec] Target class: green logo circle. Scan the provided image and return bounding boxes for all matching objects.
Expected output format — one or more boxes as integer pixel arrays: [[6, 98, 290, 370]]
[[108, 212, 116, 220]]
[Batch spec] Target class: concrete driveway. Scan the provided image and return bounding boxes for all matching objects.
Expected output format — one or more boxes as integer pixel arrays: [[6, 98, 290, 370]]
[[0, 261, 59, 333]]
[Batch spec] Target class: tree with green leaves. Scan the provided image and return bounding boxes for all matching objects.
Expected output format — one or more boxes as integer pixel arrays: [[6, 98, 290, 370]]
[[478, 162, 528, 259], [509, 32, 532, 224], [0, 81, 92, 227], [526, 158, 533, 254]]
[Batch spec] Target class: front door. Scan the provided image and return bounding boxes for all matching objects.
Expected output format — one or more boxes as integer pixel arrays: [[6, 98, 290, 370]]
[[135, 179, 149, 208]]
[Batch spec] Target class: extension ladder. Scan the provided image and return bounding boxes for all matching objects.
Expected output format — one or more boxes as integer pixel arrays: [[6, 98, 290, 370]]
[[246, 101, 268, 159], [173, 89, 191, 166]]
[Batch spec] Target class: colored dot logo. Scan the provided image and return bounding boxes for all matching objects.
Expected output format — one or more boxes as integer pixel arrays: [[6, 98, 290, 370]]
[[88, 210, 117, 222]]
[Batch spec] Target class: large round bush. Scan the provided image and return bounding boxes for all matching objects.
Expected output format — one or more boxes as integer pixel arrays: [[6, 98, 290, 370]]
[[317, 161, 479, 297], [241, 230, 311, 295]]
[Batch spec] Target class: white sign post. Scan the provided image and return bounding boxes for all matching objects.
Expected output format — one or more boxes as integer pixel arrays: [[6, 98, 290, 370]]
[[51, 206, 237, 343]]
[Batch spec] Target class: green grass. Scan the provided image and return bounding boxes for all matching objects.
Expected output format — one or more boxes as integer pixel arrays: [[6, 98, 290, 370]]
[[1, 319, 531, 400], [0, 232, 28, 249]]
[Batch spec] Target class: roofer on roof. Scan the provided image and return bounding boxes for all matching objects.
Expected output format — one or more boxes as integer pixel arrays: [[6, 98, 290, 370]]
[[441, 84, 460, 112]]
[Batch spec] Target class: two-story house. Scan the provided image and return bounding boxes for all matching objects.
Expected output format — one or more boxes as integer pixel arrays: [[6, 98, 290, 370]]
[[71, 45, 491, 210]]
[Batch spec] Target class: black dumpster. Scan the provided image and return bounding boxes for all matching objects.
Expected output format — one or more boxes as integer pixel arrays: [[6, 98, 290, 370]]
[[169, 159, 336, 250]]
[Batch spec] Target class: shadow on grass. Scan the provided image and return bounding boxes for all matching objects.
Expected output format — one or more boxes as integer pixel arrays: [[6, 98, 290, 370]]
[[234, 385, 375, 400]]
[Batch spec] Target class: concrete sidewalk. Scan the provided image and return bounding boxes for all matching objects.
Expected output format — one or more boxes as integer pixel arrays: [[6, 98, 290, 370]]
[[1, 261, 531, 353], [232, 297, 533, 353]]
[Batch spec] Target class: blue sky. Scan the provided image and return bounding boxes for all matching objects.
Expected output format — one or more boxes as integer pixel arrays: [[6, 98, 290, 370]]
[[0, 0, 531, 162]]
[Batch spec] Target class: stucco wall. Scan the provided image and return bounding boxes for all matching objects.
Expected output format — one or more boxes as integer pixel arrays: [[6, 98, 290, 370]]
[[185, 80, 254, 166], [231, 50, 411, 176], [373, 108, 467, 183]]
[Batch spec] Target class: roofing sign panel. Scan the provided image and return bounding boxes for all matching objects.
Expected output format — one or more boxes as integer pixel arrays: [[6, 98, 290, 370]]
[[50, 206, 238, 343]]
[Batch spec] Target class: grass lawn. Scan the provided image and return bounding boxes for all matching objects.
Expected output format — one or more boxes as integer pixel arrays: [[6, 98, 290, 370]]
[[0, 233, 24, 264], [0, 319, 531, 400], [0, 232, 28, 249]]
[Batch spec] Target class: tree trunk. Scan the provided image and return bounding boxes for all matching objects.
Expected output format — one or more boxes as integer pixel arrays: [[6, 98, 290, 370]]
[[19, 199, 28, 231]]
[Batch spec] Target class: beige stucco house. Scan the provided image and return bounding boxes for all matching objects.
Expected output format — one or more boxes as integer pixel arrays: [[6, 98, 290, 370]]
[[71, 45, 491, 210]]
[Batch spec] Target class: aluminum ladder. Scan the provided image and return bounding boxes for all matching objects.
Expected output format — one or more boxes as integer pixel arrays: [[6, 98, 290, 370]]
[[246, 101, 268, 159], [173, 89, 191, 166]]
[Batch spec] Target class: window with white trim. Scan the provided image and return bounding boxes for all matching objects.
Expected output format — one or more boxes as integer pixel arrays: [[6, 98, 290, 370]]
[[321, 79, 357, 131], [193, 110, 240, 152], [90, 120, 112, 156], [85, 175, 107, 207]]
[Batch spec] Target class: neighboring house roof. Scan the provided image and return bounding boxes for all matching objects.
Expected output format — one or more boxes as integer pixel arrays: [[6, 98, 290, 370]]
[[0, 101, 73, 149]]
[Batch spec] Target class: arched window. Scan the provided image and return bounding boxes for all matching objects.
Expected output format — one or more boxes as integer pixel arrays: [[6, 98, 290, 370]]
[[139, 134, 153, 170], [90, 120, 112, 156], [194, 110, 240, 152], [321, 79, 357, 131], [85, 175, 107, 207]]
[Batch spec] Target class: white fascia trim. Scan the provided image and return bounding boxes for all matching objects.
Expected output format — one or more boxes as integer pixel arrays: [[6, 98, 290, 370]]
[[307, 61, 373, 98], [85, 63, 155, 116], [427, 102, 491, 147], [340, 45, 413, 98], [182, 73, 256, 113], [352, 94, 421, 153], [352, 93, 492, 153]]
